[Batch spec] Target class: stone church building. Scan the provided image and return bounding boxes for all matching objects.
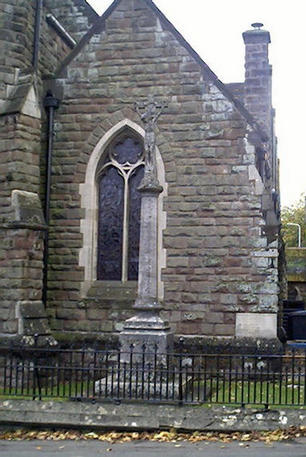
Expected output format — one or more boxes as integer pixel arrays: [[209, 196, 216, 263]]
[[0, 0, 281, 349]]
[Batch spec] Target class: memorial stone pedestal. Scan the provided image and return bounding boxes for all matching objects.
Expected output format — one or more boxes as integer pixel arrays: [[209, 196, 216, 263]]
[[120, 97, 173, 362]]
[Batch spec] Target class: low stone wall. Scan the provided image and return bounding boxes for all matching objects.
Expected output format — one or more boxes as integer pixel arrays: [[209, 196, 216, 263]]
[[0, 400, 305, 432]]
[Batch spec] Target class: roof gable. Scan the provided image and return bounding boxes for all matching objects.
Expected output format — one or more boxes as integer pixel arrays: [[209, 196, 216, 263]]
[[53, 0, 266, 140], [54, 0, 122, 77]]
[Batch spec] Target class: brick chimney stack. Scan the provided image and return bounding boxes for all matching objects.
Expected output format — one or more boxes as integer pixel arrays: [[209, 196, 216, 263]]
[[243, 23, 272, 137]]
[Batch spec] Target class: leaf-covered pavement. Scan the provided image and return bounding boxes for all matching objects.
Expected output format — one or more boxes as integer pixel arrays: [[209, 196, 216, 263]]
[[0, 426, 305, 445]]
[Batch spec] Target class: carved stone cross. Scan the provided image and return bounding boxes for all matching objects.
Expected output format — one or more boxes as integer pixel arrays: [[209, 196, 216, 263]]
[[135, 96, 167, 188]]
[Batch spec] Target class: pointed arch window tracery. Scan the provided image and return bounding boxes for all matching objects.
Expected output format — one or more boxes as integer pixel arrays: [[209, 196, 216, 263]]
[[96, 129, 144, 281]]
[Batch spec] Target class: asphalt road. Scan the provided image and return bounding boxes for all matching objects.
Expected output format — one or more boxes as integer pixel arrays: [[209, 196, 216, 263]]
[[0, 439, 306, 457]]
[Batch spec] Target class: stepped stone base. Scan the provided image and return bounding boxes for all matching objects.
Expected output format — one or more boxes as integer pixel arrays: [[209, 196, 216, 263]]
[[94, 373, 183, 400], [120, 329, 173, 363]]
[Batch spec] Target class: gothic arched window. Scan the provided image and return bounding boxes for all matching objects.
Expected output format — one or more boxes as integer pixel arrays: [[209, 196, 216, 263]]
[[96, 130, 144, 281]]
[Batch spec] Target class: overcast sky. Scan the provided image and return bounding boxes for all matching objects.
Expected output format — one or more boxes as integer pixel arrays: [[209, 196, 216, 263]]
[[88, 0, 305, 208]]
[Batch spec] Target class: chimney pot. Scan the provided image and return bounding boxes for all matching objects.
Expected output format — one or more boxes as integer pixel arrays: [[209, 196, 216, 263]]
[[251, 22, 264, 29], [243, 23, 271, 44]]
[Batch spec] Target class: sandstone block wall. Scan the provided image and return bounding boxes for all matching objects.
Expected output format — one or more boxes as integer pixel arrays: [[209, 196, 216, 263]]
[[43, 0, 279, 341], [0, 112, 45, 336], [0, 226, 45, 335], [0, 0, 92, 339]]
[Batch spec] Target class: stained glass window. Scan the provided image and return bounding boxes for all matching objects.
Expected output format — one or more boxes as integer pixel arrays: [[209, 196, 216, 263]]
[[97, 166, 124, 280], [97, 130, 144, 281], [113, 136, 142, 164]]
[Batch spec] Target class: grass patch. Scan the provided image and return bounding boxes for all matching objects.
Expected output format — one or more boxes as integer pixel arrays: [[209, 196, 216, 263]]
[[0, 380, 96, 402], [188, 379, 306, 407]]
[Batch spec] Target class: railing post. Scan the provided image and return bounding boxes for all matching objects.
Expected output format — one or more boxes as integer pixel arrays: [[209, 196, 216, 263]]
[[177, 338, 184, 406], [153, 344, 158, 399], [116, 349, 121, 404], [240, 355, 245, 408], [33, 334, 41, 401], [265, 356, 270, 410], [291, 347, 295, 405], [105, 349, 109, 399], [216, 355, 220, 403], [129, 344, 133, 399], [178, 352, 183, 406], [141, 344, 146, 399], [92, 349, 97, 399]]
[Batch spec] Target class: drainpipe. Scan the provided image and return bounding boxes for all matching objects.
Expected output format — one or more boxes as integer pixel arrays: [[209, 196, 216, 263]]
[[43, 91, 59, 308], [33, 0, 43, 71]]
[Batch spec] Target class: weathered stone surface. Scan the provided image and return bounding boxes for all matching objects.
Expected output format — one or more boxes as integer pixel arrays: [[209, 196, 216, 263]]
[[11, 190, 45, 225], [236, 313, 277, 338], [0, 0, 280, 345], [0, 400, 305, 432]]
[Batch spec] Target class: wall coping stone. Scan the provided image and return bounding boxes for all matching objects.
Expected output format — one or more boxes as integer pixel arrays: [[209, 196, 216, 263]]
[[0, 400, 305, 432]]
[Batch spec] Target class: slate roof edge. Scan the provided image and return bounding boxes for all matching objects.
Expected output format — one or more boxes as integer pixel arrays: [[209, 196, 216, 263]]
[[53, 0, 268, 142], [54, 0, 122, 78], [72, 0, 99, 23]]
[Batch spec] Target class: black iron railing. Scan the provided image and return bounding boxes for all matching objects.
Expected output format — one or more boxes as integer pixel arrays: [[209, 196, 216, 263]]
[[0, 344, 305, 408]]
